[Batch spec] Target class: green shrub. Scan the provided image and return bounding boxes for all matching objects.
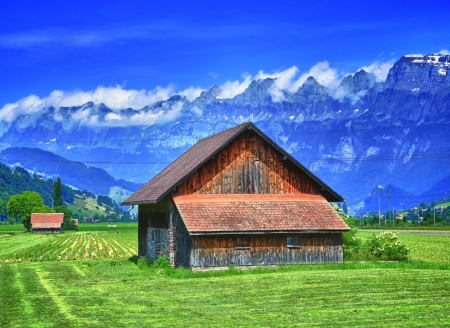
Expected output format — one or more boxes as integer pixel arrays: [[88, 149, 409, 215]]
[[332, 203, 363, 260], [154, 255, 171, 269], [137, 257, 153, 269], [343, 227, 363, 260], [365, 232, 409, 261]]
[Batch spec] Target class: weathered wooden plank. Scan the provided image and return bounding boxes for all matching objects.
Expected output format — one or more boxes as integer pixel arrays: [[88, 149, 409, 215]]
[[187, 234, 343, 267], [176, 131, 321, 196]]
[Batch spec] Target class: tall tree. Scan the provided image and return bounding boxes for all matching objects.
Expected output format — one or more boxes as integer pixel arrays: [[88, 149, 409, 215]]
[[52, 177, 63, 208], [6, 191, 53, 232]]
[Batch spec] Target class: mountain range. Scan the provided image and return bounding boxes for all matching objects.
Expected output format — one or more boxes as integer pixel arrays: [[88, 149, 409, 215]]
[[1, 54, 449, 214]]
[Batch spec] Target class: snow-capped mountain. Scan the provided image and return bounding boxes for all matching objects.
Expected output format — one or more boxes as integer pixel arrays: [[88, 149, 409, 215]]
[[1, 54, 449, 213]]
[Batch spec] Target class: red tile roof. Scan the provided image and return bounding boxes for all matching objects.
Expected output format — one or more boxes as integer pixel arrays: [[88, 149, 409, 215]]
[[31, 213, 64, 229], [173, 194, 349, 234], [122, 122, 343, 205]]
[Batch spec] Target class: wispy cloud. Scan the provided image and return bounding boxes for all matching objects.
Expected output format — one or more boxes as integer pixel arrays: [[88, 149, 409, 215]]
[[0, 21, 272, 49], [0, 85, 203, 126], [359, 59, 395, 81], [0, 23, 176, 48], [0, 58, 397, 126], [332, 59, 395, 104], [216, 74, 253, 99], [217, 62, 341, 102]]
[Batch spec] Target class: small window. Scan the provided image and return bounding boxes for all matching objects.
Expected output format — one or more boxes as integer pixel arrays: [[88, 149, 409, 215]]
[[235, 237, 250, 250], [287, 237, 300, 248]]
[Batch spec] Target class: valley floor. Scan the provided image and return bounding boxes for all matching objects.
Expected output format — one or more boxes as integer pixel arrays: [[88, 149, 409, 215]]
[[0, 226, 449, 327]]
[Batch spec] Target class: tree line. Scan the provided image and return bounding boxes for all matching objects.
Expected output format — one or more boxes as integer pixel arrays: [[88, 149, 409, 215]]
[[0, 163, 130, 230]]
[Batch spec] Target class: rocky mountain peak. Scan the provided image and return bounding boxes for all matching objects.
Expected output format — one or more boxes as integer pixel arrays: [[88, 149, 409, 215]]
[[233, 78, 276, 105], [198, 87, 218, 101], [337, 70, 377, 93], [333, 70, 379, 103], [385, 54, 450, 91], [295, 76, 329, 99]]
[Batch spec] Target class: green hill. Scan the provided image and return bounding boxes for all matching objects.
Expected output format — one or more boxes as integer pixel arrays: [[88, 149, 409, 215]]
[[0, 162, 129, 222]]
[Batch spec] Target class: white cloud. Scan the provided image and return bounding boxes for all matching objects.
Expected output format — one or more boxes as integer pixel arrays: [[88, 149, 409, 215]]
[[359, 60, 395, 81], [0, 84, 200, 126], [215, 62, 341, 103], [217, 74, 253, 99], [0, 58, 401, 126], [297, 61, 341, 90], [259, 66, 300, 102], [331, 59, 395, 104], [252, 62, 340, 102], [439, 49, 449, 55], [178, 87, 205, 101]]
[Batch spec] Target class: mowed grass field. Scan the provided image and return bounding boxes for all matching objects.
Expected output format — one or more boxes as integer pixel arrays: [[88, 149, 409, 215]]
[[1, 225, 450, 327]]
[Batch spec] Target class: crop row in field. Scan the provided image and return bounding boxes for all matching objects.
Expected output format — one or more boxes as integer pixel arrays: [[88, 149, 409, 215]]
[[0, 234, 48, 258], [0, 232, 137, 262]]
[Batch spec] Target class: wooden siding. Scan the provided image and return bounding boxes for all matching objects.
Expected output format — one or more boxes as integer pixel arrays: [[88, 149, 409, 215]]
[[174, 210, 192, 267], [189, 233, 343, 267], [175, 130, 319, 196]]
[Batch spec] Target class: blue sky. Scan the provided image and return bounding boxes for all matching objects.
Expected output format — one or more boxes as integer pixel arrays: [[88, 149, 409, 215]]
[[1, 0, 449, 118]]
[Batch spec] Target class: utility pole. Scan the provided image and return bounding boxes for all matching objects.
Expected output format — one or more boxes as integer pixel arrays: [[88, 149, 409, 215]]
[[378, 194, 381, 226], [418, 208, 420, 226], [387, 191, 391, 226], [400, 202, 404, 224], [434, 206, 436, 226]]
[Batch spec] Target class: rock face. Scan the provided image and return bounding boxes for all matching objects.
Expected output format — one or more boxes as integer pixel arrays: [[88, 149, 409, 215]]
[[333, 69, 381, 103], [0, 54, 449, 213], [386, 54, 450, 91]]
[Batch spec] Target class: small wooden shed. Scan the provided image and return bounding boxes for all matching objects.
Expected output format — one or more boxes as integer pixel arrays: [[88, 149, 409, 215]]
[[122, 122, 349, 267], [31, 213, 64, 233]]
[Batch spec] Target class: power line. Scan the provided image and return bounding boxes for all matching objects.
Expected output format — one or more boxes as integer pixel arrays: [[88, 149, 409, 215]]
[[2, 121, 450, 144], [288, 121, 450, 136], [1, 152, 450, 165], [0, 158, 171, 165]]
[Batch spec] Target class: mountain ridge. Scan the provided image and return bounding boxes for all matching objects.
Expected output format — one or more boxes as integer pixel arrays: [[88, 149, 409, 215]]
[[1, 53, 449, 213], [0, 147, 143, 195]]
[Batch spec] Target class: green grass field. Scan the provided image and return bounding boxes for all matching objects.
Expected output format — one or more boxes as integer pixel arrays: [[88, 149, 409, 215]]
[[1, 227, 450, 327]]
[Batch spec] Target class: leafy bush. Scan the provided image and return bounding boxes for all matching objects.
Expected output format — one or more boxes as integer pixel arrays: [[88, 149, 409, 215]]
[[136, 255, 171, 270], [331, 203, 363, 260], [365, 232, 409, 261], [137, 257, 153, 269], [343, 227, 363, 260], [154, 255, 171, 269], [331, 203, 410, 261]]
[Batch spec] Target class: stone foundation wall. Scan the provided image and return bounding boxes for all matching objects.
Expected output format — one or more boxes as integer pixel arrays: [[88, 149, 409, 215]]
[[147, 228, 170, 261]]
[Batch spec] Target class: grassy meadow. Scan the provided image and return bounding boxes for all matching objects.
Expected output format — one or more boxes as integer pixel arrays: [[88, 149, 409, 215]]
[[1, 225, 450, 327]]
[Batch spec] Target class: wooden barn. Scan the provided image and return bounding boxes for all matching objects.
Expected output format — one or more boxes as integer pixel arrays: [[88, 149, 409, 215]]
[[30, 213, 64, 233], [122, 122, 349, 267]]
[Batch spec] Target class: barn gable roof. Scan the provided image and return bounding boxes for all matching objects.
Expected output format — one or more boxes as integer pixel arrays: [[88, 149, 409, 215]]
[[31, 213, 64, 229], [173, 194, 349, 234], [122, 122, 343, 205]]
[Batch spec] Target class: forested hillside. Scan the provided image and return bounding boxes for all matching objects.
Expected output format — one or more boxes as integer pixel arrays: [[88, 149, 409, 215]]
[[0, 163, 75, 219]]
